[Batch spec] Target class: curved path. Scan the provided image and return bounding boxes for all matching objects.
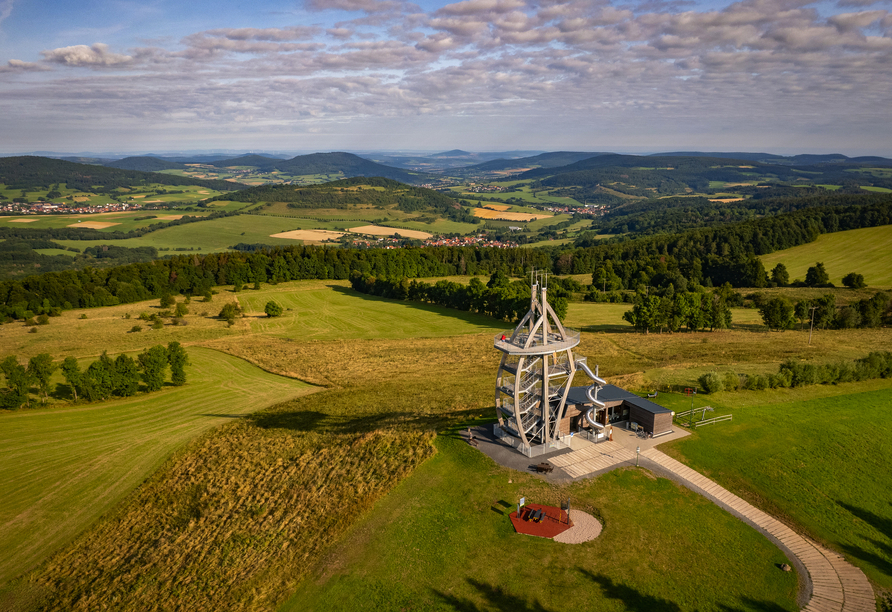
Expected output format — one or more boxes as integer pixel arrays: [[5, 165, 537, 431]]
[[641, 448, 876, 612]]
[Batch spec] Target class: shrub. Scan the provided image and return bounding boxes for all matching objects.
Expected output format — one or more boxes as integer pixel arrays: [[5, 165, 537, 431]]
[[842, 272, 866, 289], [698, 372, 724, 394], [79, 314, 87, 320], [130, 325, 143, 333], [28, 327, 37, 334], [264, 301, 283, 317], [37, 314, 50, 325], [722, 372, 739, 391]]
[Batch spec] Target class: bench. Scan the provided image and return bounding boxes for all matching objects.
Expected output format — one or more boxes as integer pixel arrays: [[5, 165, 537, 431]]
[[535, 462, 553, 474]]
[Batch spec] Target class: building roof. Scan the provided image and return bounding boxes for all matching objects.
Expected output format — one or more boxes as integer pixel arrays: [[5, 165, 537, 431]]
[[566, 385, 671, 415]]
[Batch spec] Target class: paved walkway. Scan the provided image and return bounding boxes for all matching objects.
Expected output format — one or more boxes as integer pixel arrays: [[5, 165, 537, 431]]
[[549, 440, 636, 478], [641, 448, 876, 612]]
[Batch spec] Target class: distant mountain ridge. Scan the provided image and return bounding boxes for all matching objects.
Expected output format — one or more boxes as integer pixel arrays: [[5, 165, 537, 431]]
[[0, 156, 245, 192], [655, 152, 892, 166], [205, 151, 425, 183]]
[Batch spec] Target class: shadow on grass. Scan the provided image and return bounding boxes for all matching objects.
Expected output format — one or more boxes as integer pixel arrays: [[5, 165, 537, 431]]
[[248, 408, 478, 435], [715, 597, 792, 612], [328, 285, 503, 331], [836, 500, 892, 579], [434, 578, 556, 612], [490, 500, 512, 516], [578, 570, 682, 612]]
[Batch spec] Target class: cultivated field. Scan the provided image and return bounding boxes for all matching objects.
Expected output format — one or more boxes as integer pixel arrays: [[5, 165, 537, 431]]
[[760, 225, 892, 287], [0, 347, 314, 586], [348, 224, 432, 239], [472, 207, 552, 221], [269, 229, 345, 243]]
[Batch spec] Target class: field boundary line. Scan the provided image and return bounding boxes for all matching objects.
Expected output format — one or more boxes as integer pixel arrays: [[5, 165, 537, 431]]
[[641, 448, 875, 612]]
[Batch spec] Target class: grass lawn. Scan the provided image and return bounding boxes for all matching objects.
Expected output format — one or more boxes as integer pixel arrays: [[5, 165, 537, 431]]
[[661, 384, 892, 590], [0, 347, 315, 585], [282, 423, 798, 612], [760, 225, 892, 287]]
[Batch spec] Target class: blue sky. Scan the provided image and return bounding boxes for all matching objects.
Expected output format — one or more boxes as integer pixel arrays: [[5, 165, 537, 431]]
[[1, 0, 890, 155]]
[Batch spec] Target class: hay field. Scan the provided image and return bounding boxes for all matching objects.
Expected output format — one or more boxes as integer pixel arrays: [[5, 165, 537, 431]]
[[472, 207, 552, 221], [482, 203, 510, 211], [0, 347, 314, 585], [66, 221, 120, 229], [4, 218, 39, 223], [348, 225, 432, 239], [269, 229, 345, 242], [760, 225, 892, 287]]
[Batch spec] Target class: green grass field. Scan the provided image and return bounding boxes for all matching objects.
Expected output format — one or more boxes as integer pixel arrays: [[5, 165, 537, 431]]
[[283, 425, 798, 612], [0, 347, 314, 585], [662, 385, 892, 590], [237, 282, 502, 341], [51, 214, 312, 252], [760, 225, 892, 287], [0, 183, 227, 207], [0, 209, 219, 234]]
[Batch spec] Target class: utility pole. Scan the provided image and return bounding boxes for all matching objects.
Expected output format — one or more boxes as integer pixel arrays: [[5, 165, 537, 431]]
[[808, 306, 818, 346]]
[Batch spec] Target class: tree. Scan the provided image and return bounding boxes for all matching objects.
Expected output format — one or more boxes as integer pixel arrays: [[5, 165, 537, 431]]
[[1, 356, 33, 409], [174, 302, 189, 318], [61, 356, 82, 402], [219, 302, 242, 326], [84, 352, 117, 401], [805, 262, 830, 287], [759, 296, 795, 331], [114, 354, 141, 396], [138, 345, 169, 392], [167, 341, 188, 386], [27, 353, 57, 404], [842, 272, 866, 289], [160, 293, 176, 308], [770, 263, 789, 287], [264, 300, 283, 317]]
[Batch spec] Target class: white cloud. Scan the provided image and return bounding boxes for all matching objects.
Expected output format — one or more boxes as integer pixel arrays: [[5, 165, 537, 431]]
[[41, 43, 133, 67], [0, 59, 52, 73]]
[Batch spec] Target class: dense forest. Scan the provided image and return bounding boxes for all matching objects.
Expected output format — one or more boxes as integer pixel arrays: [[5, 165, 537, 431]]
[[589, 192, 892, 236], [0, 157, 243, 193]]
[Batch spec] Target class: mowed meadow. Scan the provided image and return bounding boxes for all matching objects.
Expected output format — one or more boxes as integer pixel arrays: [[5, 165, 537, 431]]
[[0, 278, 891, 609], [760, 224, 892, 287]]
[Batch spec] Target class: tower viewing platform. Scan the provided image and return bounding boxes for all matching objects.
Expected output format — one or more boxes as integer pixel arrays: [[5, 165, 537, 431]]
[[494, 329, 581, 356]]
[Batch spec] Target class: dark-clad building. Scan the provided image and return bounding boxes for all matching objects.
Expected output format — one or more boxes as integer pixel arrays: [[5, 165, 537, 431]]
[[561, 384, 673, 439]]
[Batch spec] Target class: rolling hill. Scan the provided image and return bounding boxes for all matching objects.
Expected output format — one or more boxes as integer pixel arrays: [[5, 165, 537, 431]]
[[0, 156, 244, 193], [206, 152, 425, 183]]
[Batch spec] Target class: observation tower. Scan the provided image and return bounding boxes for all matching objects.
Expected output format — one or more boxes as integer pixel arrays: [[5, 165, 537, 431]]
[[494, 272, 606, 456]]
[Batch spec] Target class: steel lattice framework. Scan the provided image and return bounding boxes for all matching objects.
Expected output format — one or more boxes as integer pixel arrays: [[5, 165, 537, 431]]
[[494, 272, 581, 448]]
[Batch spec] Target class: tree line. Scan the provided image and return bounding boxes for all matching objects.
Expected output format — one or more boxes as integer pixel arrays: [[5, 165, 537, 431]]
[[0, 342, 188, 410], [621, 285, 736, 333], [0, 196, 889, 322], [698, 351, 892, 393], [349, 270, 569, 323], [756, 291, 891, 331]]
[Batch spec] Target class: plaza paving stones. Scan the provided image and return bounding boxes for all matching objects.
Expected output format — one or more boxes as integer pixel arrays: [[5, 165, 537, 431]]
[[549, 441, 636, 478], [641, 448, 875, 612]]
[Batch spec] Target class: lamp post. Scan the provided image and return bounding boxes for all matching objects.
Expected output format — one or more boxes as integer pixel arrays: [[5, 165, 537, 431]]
[[636, 445, 640, 467]]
